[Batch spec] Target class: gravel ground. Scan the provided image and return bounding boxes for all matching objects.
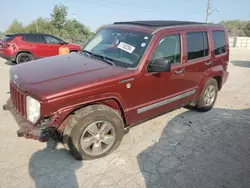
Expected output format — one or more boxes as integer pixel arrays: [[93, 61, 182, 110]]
[[0, 49, 249, 188]]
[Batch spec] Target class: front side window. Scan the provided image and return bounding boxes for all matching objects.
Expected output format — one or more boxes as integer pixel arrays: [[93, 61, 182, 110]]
[[186, 32, 209, 61], [150, 34, 181, 64], [44, 35, 62, 44], [212, 31, 226, 55], [83, 28, 152, 68]]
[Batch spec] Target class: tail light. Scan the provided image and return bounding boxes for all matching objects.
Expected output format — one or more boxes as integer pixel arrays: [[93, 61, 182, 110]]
[[3, 42, 16, 49]]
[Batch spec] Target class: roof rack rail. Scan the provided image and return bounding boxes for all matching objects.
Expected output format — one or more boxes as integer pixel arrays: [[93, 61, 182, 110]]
[[113, 20, 207, 27]]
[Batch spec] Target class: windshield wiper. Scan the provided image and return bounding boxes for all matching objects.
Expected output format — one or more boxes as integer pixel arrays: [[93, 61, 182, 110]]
[[82, 50, 115, 66], [82, 50, 91, 58], [94, 54, 115, 66]]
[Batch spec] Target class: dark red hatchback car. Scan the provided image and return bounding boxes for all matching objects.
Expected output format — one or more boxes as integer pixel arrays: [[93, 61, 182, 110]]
[[3, 20, 229, 160], [0, 33, 81, 63]]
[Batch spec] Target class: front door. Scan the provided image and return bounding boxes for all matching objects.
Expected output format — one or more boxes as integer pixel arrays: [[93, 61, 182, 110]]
[[44, 35, 63, 56], [126, 32, 189, 124]]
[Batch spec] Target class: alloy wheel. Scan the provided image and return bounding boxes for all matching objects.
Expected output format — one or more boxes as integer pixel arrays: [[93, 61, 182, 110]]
[[80, 121, 116, 156]]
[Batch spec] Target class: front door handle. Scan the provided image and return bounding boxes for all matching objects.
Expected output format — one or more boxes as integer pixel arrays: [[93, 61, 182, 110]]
[[205, 61, 213, 65], [174, 68, 185, 74]]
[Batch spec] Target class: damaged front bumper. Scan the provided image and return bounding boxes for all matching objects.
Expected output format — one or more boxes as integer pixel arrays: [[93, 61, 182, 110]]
[[3, 99, 50, 142]]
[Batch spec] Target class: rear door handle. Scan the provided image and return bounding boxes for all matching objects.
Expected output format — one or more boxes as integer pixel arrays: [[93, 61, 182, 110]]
[[174, 68, 185, 74], [205, 61, 213, 65]]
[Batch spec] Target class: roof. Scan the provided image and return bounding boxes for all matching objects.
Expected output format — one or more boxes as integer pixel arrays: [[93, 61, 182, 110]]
[[6, 33, 54, 36], [113, 20, 207, 27], [110, 20, 223, 34]]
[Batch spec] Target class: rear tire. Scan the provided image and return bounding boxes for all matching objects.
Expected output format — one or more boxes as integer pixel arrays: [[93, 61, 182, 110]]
[[63, 104, 124, 160], [16, 53, 34, 64], [196, 78, 218, 112]]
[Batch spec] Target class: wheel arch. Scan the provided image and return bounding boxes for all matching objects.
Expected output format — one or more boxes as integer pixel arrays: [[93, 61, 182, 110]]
[[15, 50, 35, 60], [69, 50, 79, 53], [195, 67, 223, 102], [53, 97, 128, 132], [213, 76, 222, 91]]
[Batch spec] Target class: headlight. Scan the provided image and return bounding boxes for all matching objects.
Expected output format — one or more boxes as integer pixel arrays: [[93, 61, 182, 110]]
[[26, 96, 40, 123]]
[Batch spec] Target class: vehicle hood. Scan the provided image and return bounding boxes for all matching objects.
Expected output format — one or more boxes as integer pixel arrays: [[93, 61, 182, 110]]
[[9, 53, 130, 100]]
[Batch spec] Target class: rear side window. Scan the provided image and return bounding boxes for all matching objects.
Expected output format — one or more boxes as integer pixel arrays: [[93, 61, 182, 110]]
[[3, 35, 15, 42], [22, 34, 46, 43], [212, 31, 226, 55], [186, 32, 209, 61]]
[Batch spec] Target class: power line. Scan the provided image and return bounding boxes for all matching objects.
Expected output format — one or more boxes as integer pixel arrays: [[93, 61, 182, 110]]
[[93, 0, 167, 13], [71, 0, 198, 15]]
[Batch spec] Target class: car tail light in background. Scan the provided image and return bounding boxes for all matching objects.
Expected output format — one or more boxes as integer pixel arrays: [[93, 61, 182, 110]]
[[3, 42, 16, 49]]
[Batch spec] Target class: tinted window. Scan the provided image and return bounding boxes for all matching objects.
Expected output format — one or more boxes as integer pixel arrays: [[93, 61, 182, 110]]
[[151, 34, 181, 64], [23, 34, 46, 43], [3, 35, 15, 41], [186, 32, 209, 60], [212, 31, 226, 55], [44, 35, 62, 44]]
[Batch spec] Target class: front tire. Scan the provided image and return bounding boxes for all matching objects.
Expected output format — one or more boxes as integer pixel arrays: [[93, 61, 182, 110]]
[[63, 104, 124, 160], [16, 53, 34, 64], [196, 78, 218, 112]]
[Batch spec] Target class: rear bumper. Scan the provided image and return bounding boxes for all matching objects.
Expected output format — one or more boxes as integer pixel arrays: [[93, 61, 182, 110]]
[[3, 99, 49, 141], [0, 51, 15, 61]]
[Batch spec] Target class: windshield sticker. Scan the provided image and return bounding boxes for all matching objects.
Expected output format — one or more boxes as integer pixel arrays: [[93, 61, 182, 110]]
[[141, 42, 146, 47], [117, 42, 135, 53], [144, 36, 148, 40]]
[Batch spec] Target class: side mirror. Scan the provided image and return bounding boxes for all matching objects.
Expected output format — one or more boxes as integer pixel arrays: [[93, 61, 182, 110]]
[[148, 58, 172, 72]]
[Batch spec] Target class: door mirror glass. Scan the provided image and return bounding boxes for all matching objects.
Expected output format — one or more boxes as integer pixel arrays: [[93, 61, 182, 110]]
[[148, 58, 172, 72]]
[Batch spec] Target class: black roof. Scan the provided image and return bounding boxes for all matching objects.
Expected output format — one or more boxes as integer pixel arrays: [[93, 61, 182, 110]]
[[6, 33, 54, 36], [113, 20, 207, 27]]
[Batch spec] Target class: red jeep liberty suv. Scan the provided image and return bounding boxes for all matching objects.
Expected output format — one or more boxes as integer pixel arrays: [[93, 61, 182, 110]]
[[0, 33, 81, 63], [3, 21, 229, 160]]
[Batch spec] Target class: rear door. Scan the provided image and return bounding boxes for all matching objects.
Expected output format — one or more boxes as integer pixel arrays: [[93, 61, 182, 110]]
[[211, 30, 229, 72], [179, 30, 211, 105], [44, 35, 63, 56], [22, 34, 48, 58]]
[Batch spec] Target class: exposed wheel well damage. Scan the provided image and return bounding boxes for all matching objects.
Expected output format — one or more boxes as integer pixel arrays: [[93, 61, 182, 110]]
[[56, 98, 127, 131], [213, 76, 222, 90]]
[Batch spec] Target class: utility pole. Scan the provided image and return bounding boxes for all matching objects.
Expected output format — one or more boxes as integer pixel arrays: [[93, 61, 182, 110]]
[[205, 0, 220, 23], [205, 0, 211, 23], [35, 20, 39, 33]]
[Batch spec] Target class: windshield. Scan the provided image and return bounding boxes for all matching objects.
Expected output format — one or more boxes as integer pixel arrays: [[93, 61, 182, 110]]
[[83, 28, 152, 68]]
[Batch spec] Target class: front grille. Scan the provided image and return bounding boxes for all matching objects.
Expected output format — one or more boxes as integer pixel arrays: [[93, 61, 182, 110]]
[[10, 82, 26, 117]]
